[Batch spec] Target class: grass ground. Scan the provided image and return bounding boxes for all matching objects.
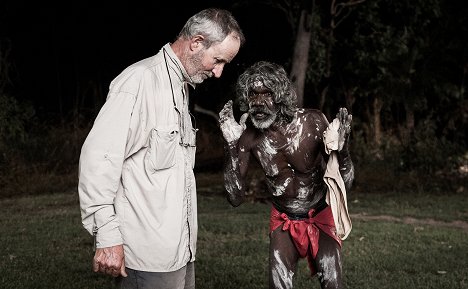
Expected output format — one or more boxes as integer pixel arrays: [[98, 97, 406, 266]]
[[0, 170, 467, 289]]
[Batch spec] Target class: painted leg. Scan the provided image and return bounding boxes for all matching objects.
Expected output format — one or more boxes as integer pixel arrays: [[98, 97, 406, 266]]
[[314, 230, 344, 289], [269, 227, 299, 289]]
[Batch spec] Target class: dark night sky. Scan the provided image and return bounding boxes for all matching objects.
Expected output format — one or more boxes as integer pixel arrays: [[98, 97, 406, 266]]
[[1, 1, 293, 118]]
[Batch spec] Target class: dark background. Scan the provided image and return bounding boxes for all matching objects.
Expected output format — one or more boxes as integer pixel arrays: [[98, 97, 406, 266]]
[[1, 0, 466, 199], [1, 1, 292, 119]]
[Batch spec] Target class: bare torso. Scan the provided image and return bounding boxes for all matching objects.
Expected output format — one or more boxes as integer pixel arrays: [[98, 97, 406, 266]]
[[239, 109, 330, 215]]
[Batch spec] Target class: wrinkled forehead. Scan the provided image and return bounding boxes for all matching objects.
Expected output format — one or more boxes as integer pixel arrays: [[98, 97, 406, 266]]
[[208, 33, 241, 63]]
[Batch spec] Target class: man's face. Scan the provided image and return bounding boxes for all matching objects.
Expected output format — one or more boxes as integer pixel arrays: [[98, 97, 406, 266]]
[[247, 84, 278, 129], [186, 33, 241, 84], [185, 50, 207, 84]]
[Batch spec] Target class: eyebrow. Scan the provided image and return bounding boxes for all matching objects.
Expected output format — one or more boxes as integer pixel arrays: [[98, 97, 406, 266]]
[[216, 57, 230, 64]]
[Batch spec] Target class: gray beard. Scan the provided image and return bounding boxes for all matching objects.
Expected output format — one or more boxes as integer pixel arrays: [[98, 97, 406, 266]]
[[250, 110, 277, 129], [186, 50, 210, 84], [190, 69, 207, 84]]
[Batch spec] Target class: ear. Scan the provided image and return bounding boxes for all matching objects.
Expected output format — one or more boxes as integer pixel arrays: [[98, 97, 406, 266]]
[[190, 35, 205, 51]]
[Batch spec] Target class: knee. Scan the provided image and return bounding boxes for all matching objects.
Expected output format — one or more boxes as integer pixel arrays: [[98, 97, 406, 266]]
[[316, 253, 342, 288], [317, 271, 341, 288]]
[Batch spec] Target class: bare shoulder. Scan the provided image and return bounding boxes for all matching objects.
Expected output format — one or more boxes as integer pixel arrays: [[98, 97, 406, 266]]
[[297, 108, 329, 125]]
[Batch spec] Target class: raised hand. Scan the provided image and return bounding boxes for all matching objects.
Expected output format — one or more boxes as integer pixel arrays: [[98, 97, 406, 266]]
[[336, 107, 352, 151], [219, 100, 248, 144], [323, 108, 352, 153]]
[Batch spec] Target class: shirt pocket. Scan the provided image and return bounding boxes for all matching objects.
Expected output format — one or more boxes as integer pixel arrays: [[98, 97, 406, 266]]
[[144, 127, 179, 172], [187, 128, 197, 169]]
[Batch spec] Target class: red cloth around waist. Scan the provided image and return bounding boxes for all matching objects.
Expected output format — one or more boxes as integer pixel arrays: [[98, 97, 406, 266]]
[[269, 205, 341, 275]]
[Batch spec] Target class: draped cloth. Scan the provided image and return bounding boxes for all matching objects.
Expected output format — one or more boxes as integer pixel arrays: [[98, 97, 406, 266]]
[[323, 118, 352, 240], [269, 206, 341, 276]]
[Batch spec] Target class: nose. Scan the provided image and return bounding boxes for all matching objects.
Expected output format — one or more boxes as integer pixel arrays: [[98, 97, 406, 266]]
[[212, 64, 224, 78], [251, 95, 264, 106]]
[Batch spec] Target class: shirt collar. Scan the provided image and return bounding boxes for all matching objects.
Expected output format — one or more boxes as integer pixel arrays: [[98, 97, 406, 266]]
[[162, 43, 196, 89]]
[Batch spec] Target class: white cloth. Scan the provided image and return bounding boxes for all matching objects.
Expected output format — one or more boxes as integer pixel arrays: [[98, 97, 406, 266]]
[[78, 43, 198, 272], [323, 118, 352, 240]]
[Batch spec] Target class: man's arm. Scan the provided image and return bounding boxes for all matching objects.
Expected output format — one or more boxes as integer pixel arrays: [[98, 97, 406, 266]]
[[78, 90, 135, 276], [322, 108, 354, 191], [219, 100, 249, 207], [335, 108, 355, 191]]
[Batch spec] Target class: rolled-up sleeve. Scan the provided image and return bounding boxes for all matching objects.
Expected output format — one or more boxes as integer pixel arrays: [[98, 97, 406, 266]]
[[78, 90, 136, 248]]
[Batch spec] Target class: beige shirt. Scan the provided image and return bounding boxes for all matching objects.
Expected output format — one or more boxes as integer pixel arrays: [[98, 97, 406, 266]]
[[78, 43, 198, 272]]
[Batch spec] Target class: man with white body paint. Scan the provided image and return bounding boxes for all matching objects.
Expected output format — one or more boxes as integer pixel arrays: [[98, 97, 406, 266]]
[[219, 61, 354, 289]]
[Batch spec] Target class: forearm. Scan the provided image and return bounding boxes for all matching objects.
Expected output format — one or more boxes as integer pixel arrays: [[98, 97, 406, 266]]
[[223, 142, 246, 207], [337, 146, 355, 192], [324, 107, 354, 191], [78, 91, 135, 247], [78, 146, 124, 248], [218, 101, 249, 206]]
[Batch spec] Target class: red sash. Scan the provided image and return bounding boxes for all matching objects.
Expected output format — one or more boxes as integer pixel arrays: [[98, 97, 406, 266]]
[[269, 206, 341, 275]]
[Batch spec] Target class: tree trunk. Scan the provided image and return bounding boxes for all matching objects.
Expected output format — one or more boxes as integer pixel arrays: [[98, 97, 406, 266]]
[[372, 97, 383, 146], [290, 0, 313, 108], [397, 102, 414, 145], [405, 103, 415, 133]]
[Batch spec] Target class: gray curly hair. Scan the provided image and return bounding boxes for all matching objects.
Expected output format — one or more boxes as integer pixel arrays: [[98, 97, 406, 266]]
[[236, 61, 297, 122]]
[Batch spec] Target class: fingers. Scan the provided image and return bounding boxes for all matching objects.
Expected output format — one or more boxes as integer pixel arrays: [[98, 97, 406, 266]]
[[336, 108, 342, 120], [219, 100, 233, 121], [93, 245, 126, 277], [222, 100, 232, 112], [120, 262, 128, 277], [105, 266, 119, 277], [337, 107, 348, 122], [92, 259, 99, 273], [344, 110, 352, 130], [336, 108, 352, 126], [239, 113, 249, 127], [93, 251, 104, 273], [94, 260, 122, 277]]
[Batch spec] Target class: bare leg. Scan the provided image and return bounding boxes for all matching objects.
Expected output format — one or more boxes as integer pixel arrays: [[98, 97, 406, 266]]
[[313, 230, 343, 289], [269, 227, 299, 289]]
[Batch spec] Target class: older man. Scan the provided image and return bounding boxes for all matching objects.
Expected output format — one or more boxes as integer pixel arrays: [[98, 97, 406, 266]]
[[78, 8, 245, 289], [219, 61, 354, 289]]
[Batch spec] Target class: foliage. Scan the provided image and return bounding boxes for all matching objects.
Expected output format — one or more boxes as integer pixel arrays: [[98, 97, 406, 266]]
[[0, 94, 35, 161], [0, 111, 90, 197], [303, 0, 466, 162], [305, 4, 327, 93], [1, 0, 466, 198], [399, 118, 465, 174], [0, 39, 13, 94]]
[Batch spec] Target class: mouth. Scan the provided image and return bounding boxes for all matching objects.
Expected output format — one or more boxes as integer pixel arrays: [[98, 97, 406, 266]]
[[250, 110, 270, 120], [253, 112, 266, 119]]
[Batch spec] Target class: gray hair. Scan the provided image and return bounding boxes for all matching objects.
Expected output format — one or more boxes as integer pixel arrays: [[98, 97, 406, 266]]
[[178, 8, 245, 48], [237, 61, 297, 122]]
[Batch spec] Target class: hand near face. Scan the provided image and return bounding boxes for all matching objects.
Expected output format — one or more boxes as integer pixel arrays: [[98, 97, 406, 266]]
[[218, 100, 248, 144]]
